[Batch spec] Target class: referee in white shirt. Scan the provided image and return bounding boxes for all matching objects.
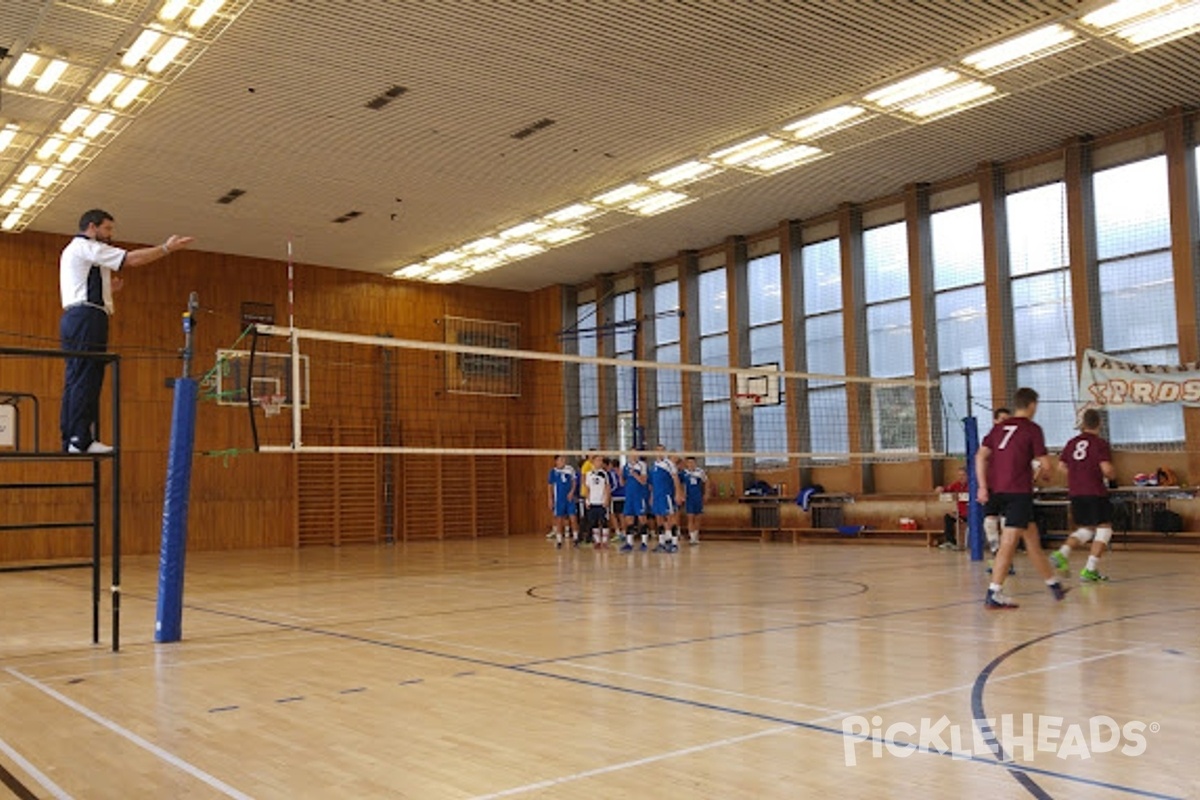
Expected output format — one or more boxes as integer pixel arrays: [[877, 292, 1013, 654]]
[[60, 209, 194, 454]]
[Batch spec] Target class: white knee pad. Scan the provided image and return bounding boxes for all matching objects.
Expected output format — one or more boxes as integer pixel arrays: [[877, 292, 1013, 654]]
[[1071, 527, 1095, 545], [1094, 527, 1113, 546]]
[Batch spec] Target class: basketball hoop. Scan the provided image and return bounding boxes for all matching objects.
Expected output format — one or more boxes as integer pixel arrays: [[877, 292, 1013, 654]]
[[256, 394, 287, 417], [735, 392, 764, 410]]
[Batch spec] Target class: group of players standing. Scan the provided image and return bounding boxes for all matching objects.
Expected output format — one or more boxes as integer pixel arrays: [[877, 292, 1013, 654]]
[[547, 445, 712, 553], [976, 387, 1117, 610]]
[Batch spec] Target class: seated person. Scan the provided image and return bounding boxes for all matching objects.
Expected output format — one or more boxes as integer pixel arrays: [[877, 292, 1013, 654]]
[[935, 466, 969, 550]]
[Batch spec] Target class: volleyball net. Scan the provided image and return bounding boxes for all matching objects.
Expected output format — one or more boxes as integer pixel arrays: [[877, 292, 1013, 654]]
[[197, 322, 973, 467]]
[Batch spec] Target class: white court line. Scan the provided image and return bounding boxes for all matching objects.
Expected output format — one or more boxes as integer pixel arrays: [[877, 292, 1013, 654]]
[[0, 734, 75, 800], [7, 668, 255, 800], [470, 725, 794, 799], [472, 643, 1151, 797]]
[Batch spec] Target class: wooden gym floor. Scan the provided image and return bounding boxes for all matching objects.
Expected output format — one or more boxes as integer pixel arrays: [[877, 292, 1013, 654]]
[[0, 538, 1196, 799]]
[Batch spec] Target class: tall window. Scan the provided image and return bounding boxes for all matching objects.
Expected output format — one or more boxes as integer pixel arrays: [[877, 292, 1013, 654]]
[[698, 268, 731, 466], [1007, 182, 1076, 446], [931, 203, 991, 454], [576, 301, 600, 450], [1094, 155, 1182, 446], [747, 253, 785, 463], [863, 221, 915, 450], [653, 280, 683, 449], [802, 238, 847, 456], [612, 291, 638, 452]]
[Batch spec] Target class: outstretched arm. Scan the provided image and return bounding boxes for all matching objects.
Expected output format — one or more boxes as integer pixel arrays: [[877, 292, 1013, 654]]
[[124, 234, 195, 268]]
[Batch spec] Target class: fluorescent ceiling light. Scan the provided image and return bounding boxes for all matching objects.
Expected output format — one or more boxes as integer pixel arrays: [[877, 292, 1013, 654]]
[[37, 167, 63, 188], [592, 184, 650, 205], [428, 268, 467, 283], [535, 227, 588, 244], [0, 187, 21, 207], [427, 250, 463, 266], [59, 141, 87, 164], [159, 0, 190, 22], [36, 137, 63, 159], [148, 37, 188, 74], [1114, 2, 1200, 46], [962, 24, 1077, 72], [61, 108, 91, 134], [747, 144, 824, 173], [6, 53, 39, 88], [462, 236, 502, 254], [864, 68, 959, 107], [709, 136, 786, 166], [544, 203, 601, 223], [0, 126, 17, 152], [1081, 0, 1175, 29], [84, 113, 115, 138], [88, 73, 125, 105], [33, 59, 69, 94], [626, 190, 691, 216], [122, 30, 162, 68], [2, 210, 22, 231], [783, 106, 867, 139], [392, 264, 432, 279], [112, 78, 149, 109], [464, 254, 505, 272], [904, 81, 997, 117], [499, 221, 546, 239], [498, 242, 545, 259], [18, 188, 43, 209], [648, 160, 722, 187], [16, 165, 41, 184], [189, 0, 228, 29]]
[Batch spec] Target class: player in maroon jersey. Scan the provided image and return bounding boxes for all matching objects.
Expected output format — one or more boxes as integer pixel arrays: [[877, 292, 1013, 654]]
[[1052, 408, 1117, 582], [975, 388, 1068, 609]]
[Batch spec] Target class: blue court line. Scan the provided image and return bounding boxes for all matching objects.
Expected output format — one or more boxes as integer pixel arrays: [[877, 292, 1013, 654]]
[[181, 599, 1188, 798], [971, 604, 1200, 800]]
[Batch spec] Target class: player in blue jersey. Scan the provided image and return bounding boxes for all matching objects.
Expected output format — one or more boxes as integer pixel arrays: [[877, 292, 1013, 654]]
[[650, 445, 683, 552], [620, 451, 649, 552], [680, 456, 710, 545], [547, 455, 579, 549]]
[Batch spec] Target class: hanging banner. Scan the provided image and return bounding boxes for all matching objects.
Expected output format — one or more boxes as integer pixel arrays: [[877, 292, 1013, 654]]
[[1078, 349, 1200, 410]]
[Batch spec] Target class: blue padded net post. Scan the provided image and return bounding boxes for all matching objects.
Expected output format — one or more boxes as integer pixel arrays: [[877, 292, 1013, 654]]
[[155, 377, 197, 642], [964, 415, 983, 562]]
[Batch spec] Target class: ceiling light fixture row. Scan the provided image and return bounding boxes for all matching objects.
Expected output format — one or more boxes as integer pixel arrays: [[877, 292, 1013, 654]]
[[0, 0, 255, 232], [398, 0, 1200, 285]]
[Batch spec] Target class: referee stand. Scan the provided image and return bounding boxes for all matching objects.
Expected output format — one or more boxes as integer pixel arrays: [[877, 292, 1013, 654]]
[[0, 345, 122, 651]]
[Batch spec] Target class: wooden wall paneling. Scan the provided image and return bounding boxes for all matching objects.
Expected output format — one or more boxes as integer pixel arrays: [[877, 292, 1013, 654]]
[[0, 229, 538, 560]]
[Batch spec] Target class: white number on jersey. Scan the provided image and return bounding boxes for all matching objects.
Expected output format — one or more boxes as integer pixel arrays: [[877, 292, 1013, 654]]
[[1072, 439, 1090, 461], [997, 424, 1018, 449]]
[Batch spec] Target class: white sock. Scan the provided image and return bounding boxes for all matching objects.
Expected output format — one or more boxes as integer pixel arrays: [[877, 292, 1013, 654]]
[[1045, 577, 1059, 586], [1058, 544, 1071, 557], [690, 530, 699, 542], [989, 582, 1002, 594], [1086, 555, 1100, 572], [554, 529, 562, 543]]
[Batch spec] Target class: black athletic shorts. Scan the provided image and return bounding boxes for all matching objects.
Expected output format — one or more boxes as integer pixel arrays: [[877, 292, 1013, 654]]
[[990, 493, 1035, 529], [584, 504, 608, 530], [983, 493, 1003, 519], [1070, 496, 1112, 528]]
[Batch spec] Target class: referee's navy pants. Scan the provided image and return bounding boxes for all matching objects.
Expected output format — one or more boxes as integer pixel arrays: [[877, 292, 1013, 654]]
[[60, 305, 109, 451]]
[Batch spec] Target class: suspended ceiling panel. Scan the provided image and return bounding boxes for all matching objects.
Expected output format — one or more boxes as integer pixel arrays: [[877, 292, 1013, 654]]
[[2, 0, 1198, 291]]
